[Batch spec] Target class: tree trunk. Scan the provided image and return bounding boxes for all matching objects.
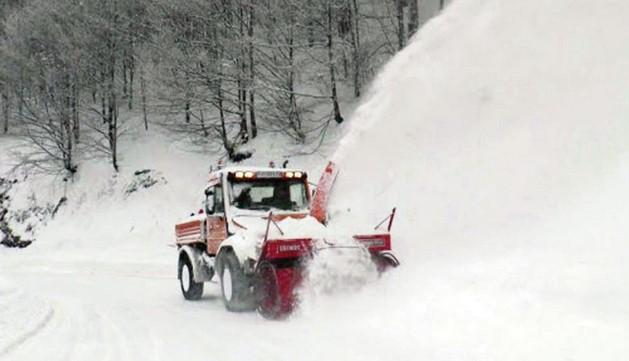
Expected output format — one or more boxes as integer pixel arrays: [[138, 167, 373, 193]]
[[248, 2, 257, 138], [327, 3, 344, 124], [350, 0, 361, 97], [72, 73, 80, 142], [107, 74, 118, 172], [107, 8, 119, 172], [184, 69, 191, 124], [108, 100, 118, 172], [63, 72, 75, 174], [249, 88, 256, 139], [408, 0, 419, 38], [199, 109, 208, 137], [108, 96, 118, 171], [101, 69, 107, 120], [239, 79, 247, 141], [185, 100, 191, 123], [128, 52, 134, 110], [17, 81, 23, 120], [122, 51, 128, 98], [396, 0, 405, 50], [2, 91, 8, 134], [287, 24, 303, 139], [140, 67, 148, 131], [217, 78, 233, 158], [238, 4, 248, 143]]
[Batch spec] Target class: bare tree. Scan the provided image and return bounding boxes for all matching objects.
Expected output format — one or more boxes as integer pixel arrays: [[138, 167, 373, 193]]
[[0, 0, 446, 173], [0, 0, 83, 174], [256, 0, 307, 141]]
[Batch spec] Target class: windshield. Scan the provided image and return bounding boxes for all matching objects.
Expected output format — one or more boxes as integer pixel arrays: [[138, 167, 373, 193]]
[[229, 179, 308, 212]]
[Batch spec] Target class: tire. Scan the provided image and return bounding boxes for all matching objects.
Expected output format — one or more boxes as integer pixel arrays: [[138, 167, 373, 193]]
[[216, 249, 255, 312], [179, 254, 204, 300]]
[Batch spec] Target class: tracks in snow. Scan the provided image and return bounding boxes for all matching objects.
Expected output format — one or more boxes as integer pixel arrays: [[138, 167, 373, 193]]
[[0, 261, 168, 361], [0, 284, 54, 358]]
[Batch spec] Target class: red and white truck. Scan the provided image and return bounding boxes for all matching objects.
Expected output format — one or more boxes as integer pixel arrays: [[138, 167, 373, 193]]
[[175, 162, 398, 319]]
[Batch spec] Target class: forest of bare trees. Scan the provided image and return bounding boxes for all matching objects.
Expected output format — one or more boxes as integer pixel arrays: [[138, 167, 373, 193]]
[[0, 0, 445, 175]]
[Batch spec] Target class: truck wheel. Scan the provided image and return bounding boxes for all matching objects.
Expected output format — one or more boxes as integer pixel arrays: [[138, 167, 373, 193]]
[[217, 249, 255, 312], [179, 254, 204, 300]]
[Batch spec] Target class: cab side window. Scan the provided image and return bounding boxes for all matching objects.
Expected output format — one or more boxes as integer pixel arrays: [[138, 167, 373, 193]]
[[213, 185, 224, 214]]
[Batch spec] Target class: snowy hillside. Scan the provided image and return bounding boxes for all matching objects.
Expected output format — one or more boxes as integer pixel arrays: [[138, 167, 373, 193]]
[[328, 0, 629, 358], [2, 0, 629, 360]]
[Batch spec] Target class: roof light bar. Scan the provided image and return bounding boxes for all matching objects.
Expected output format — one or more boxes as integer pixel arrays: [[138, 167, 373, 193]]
[[232, 170, 304, 180]]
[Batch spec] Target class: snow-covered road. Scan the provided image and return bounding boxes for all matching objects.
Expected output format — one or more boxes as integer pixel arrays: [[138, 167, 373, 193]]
[[0, 256, 297, 361], [3, 226, 628, 361], [0, 253, 414, 361], [1, 258, 196, 361]]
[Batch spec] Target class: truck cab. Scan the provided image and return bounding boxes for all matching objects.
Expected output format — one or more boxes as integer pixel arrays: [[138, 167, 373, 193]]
[[201, 167, 311, 255]]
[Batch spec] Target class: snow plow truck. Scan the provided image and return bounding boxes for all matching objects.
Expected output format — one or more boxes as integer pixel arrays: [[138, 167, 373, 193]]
[[175, 162, 399, 319]]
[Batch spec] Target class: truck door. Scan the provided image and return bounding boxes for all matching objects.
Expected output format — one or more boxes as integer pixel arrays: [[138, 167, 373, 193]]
[[206, 184, 228, 255]]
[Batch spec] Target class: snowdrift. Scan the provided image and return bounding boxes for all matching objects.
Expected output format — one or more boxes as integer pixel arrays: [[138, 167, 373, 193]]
[[319, 0, 629, 359]]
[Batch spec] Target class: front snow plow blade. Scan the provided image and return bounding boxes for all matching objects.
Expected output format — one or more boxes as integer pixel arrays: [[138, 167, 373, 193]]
[[254, 239, 312, 319], [253, 233, 398, 319]]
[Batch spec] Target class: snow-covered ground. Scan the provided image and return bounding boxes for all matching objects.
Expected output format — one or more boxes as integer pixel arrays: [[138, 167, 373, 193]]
[[2, 0, 629, 360]]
